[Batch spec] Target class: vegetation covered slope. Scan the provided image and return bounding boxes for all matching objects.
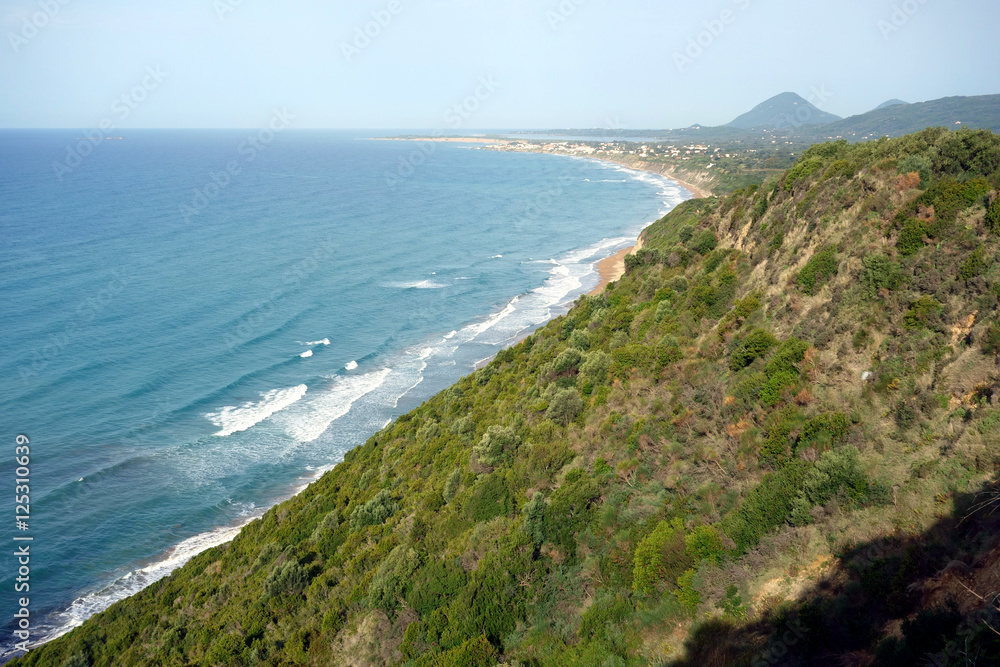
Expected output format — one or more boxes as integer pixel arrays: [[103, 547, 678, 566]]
[[16, 127, 1000, 667]]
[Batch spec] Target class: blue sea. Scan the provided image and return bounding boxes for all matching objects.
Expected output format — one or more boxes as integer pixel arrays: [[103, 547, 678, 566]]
[[0, 129, 688, 652]]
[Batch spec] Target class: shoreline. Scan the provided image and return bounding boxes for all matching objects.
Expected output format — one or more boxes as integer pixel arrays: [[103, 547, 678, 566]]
[[575, 156, 705, 294]]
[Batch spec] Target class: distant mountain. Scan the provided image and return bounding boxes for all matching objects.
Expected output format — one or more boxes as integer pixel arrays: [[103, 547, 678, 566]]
[[874, 98, 908, 110], [817, 94, 1000, 139], [727, 92, 842, 129]]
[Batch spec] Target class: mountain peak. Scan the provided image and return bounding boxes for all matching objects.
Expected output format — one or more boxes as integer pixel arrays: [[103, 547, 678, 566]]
[[727, 92, 842, 129], [875, 98, 908, 110]]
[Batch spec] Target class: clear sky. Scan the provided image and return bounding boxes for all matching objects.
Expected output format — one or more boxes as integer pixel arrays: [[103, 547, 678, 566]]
[[2, 0, 998, 130]]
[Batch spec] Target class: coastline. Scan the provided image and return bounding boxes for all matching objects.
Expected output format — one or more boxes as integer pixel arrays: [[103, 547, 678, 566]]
[[577, 156, 707, 295]]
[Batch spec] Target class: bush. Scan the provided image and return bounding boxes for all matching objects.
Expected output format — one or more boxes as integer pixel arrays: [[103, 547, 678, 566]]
[[578, 592, 633, 642], [466, 473, 513, 522], [443, 468, 461, 503], [790, 446, 879, 525], [760, 370, 798, 406], [797, 247, 838, 295], [685, 525, 725, 565], [983, 323, 1000, 355], [987, 196, 1000, 234], [580, 351, 613, 386], [903, 296, 943, 329], [523, 493, 547, 546], [547, 389, 584, 425], [932, 128, 1000, 177], [350, 489, 399, 530], [784, 157, 825, 191], [425, 635, 498, 667], [722, 460, 810, 554], [695, 230, 718, 255], [730, 329, 779, 371], [800, 412, 850, 449], [764, 338, 810, 376], [674, 569, 700, 614], [632, 518, 693, 594], [264, 560, 309, 597], [368, 545, 421, 612], [862, 253, 904, 298], [407, 559, 468, 616], [473, 425, 521, 467], [553, 348, 583, 374], [958, 247, 987, 281], [569, 329, 591, 351], [898, 154, 932, 185], [897, 219, 926, 256]]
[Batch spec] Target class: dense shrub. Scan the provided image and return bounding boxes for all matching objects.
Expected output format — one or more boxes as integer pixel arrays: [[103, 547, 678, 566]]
[[730, 329, 779, 371], [407, 559, 468, 616], [764, 338, 810, 377], [987, 196, 1000, 234], [473, 425, 521, 467], [264, 560, 309, 598], [797, 247, 838, 295], [632, 519, 692, 594], [958, 247, 987, 281], [897, 219, 926, 256], [862, 253, 904, 298], [547, 388, 584, 425], [983, 323, 1000, 355], [800, 412, 850, 449], [368, 545, 421, 612], [790, 447, 884, 525], [932, 128, 1000, 177], [685, 525, 725, 565], [760, 370, 798, 406], [722, 460, 810, 553], [580, 350, 613, 386], [466, 473, 513, 522], [553, 347, 584, 374], [784, 157, 825, 191], [903, 296, 943, 329], [695, 230, 718, 255], [350, 489, 399, 530]]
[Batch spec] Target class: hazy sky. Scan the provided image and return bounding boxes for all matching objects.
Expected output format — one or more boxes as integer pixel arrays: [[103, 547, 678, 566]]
[[2, 0, 998, 129]]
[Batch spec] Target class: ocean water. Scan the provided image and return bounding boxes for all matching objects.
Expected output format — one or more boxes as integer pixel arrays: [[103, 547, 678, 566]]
[[0, 130, 689, 652]]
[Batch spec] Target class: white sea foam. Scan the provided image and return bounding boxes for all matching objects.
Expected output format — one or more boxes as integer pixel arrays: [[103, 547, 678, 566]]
[[303, 338, 331, 346], [345, 360, 359, 370], [391, 280, 447, 289], [205, 385, 308, 437], [491, 254, 503, 258], [299, 350, 313, 358], [38, 515, 259, 646], [276, 368, 392, 442]]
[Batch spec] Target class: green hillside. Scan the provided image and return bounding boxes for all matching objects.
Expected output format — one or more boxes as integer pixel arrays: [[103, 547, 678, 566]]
[[15, 127, 1000, 666], [817, 95, 1000, 141]]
